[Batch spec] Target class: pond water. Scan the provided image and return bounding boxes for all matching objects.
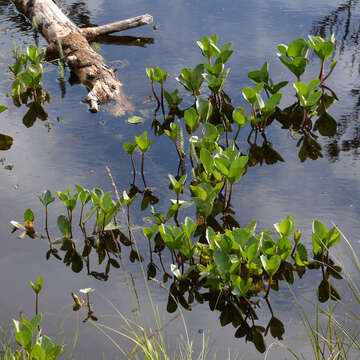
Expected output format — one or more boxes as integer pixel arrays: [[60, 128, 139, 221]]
[[0, 0, 360, 359]]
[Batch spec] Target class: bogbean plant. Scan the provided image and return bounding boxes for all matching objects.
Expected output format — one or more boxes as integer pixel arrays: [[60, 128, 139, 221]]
[[146, 34, 337, 163], [8, 44, 51, 127], [8, 277, 64, 360], [11, 34, 344, 352]]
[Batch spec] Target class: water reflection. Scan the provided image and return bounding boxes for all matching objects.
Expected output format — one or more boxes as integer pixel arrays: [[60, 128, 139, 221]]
[[312, 0, 360, 161]]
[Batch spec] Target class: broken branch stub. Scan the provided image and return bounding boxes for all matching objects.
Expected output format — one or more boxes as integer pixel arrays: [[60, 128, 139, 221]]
[[12, 0, 152, 114]]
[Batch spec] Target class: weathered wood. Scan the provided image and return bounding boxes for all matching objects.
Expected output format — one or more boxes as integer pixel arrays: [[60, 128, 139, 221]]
[[81, 14, 153, 41], [11, 0, 153, 114]]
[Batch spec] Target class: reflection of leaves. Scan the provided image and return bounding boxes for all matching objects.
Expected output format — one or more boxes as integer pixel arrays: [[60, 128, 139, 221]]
[[250, 326, 266, 353], [269, 317, 285, 340], [147, 262, 157, 279], [71, 251, 83, 273], [262, 142, 285, 165], [275, 103, 303, 130], [298, 135, 323, 162], [248, 143, 264, 166], [318, 279, 341, 303], [0, 133, 13, 150], [314, 112, 337, 137], [23, 102, 48, 128], [141, 189, 159, 211]]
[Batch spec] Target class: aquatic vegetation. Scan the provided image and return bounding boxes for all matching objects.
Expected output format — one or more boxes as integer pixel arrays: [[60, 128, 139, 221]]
[[30, 276, 43, 316], [8, 45, 51, 128], [1, 279, 64, 360], [9, 34, 345, 354], [10, 314, 63, 360], [145, 33, 337, 163]]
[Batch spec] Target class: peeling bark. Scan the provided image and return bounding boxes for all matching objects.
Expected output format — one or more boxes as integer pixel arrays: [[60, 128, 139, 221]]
[[11, 0, 153, 114]]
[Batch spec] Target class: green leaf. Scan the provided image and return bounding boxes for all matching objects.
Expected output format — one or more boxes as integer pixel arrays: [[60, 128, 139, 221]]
[[123, 141, 136, 155], [231, 275, 252, 297], [276, 237, 292, 260], [176, 64, 204, 94], [182, 217, 197, 240], [242, 87, 257, 105], [192, 197, 212, 217], [295, 243, 308, 266], [47, 345, 63, 359], [214, 249, 231, 274], [196, 98, 213, 123], [313, 220, 328, 238], [30, 276, 43, 294], [38, 335, 53, 355], [0, 105, 7, 114], [24, 208, 34, 226], [214, 155, 230, 177], [143, 224, 157, 241], [200, 148, 214, 174], [308, 35, 335, 60], [274, 216, 295, 237], [184, 107, 199, 130], [30, 314, 42, 332], [261, 254, 281, 277], [134, 131, 153, 153], [287, 38, 309, 58], [329, 60, 337, 73], [228, 156, 248, 184], [327, 227, 340, 248], [265, 93, 282, 110], [197, 35, 220, 59], [146, 67, 155, 82], [127, 115, 145, 125], [232, 107, 248, 127], [203, 69, 229, 94], [31, 343, 46, 360], [15, 330, 32, 351], [57, 215, 70, 237], [39, 190, 55, 207]]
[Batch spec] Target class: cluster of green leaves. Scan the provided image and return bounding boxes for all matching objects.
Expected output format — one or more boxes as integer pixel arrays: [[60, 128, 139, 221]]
[[144, 33, 338, 173], [9, 45, 45, 95], [12, 314, 63, 360], [8, 45, 50, 127]]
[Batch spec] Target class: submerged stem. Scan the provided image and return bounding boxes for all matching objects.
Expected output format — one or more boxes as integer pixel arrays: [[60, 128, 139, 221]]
[[130, 155, 136, 185]]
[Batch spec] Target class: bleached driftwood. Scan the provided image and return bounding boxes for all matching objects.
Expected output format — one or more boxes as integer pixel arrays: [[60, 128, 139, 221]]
[[12, 0, 153, 114]]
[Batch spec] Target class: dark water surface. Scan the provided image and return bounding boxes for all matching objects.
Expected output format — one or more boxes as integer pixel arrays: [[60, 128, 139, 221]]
[[0, 0, 360, 359]]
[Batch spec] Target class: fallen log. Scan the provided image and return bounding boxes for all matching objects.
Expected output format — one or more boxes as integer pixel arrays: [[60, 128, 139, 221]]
[[12, 0, 153, 114]]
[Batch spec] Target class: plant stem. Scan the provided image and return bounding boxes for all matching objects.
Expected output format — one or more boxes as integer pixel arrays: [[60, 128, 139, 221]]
[[265, 276, 272, 299], [44, 205, 52, 248], [35, 293, 39, 315], [152, 83, 160, 113], [226, 183, 233, 211], [141, 152, 147, 188], [160, 82, 165, 119]]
